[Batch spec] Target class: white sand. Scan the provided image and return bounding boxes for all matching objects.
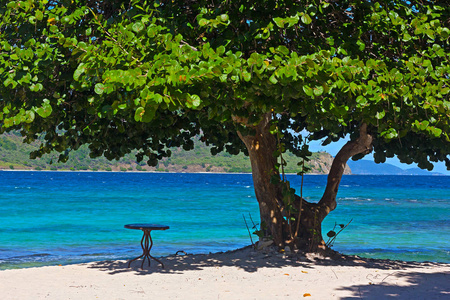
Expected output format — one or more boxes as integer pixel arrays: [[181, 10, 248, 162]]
[[1, 247, 449, 299]]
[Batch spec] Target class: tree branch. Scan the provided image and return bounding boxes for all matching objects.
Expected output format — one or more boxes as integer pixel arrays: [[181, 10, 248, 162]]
[[318, 123, 373, 212]]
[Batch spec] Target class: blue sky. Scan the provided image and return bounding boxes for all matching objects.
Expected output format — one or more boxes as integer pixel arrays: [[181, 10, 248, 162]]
[[308, 138, 450, 175]]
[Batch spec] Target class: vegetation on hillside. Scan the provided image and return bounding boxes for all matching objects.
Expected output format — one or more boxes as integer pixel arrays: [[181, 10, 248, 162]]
[[0, 132, 337, 173]]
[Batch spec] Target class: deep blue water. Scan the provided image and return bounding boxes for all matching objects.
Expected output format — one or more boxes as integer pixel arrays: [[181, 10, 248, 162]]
[[0, 171, 448, 269]]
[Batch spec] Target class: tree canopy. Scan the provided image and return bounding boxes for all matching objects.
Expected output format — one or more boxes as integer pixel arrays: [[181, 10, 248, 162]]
[[1, 0, 449, 251]]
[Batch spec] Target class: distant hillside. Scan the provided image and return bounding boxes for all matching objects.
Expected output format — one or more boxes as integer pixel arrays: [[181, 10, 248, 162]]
[[0, 133, 346, 174], [347, 160, 442, 175]]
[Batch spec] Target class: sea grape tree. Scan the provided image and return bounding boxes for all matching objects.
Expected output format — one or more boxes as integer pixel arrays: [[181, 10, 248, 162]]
[[1, 0, 449, 252]]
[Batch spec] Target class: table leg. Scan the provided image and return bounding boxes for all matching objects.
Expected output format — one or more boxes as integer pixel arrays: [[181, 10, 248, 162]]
[[127, 230, 165, 269], [147, 232, 165, 268]]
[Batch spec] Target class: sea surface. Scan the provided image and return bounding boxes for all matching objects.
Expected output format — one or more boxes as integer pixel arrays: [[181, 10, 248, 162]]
[[0, 171, 448, 269]]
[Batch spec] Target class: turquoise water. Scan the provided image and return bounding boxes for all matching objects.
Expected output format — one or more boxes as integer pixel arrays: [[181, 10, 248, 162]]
[[0, 171, 448, 269]]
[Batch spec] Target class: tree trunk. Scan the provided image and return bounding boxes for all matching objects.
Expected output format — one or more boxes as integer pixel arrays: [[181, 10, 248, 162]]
[[237, 113, 287, 248], [238, 116, 374, 253]]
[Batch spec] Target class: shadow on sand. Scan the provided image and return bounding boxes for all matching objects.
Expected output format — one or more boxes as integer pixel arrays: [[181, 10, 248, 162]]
[[87, 246, 304, 275], [337, 271, 449, 299], [87, 245, 446, 274], [85, 246, 449, 299]]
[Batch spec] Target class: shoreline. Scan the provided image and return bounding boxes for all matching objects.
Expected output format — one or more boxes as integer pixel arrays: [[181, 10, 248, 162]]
[[0, 168, 322, 175], [1, 169, 448, 176], [1, 247, 449, 299]]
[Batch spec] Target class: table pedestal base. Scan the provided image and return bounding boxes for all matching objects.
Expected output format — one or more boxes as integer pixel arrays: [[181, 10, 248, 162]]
[[127, 229, 165, 269]]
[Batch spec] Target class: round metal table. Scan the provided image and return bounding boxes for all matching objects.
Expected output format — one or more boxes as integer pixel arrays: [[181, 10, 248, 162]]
[[124, 224, 169, 269]]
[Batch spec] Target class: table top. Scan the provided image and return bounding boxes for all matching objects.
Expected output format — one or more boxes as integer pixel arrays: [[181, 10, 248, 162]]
[[124, 224, 169, 230]]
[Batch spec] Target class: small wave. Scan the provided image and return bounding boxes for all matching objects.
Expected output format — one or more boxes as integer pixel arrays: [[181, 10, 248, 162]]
[[28, 253, 51, 257], [342, 197, 374, 202], [80, 253, 108, 257], [10, 253, 51, 259]]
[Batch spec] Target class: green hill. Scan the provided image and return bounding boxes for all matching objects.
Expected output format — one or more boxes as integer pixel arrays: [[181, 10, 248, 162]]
[[0, 133, 343, 174]]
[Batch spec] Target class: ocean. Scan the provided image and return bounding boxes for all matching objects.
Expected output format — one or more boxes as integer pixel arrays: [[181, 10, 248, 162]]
[[0, 171, 448, 269]]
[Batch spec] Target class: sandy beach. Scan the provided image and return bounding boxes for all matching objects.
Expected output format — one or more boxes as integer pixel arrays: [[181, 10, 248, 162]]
[[1, 246, 449, 300]]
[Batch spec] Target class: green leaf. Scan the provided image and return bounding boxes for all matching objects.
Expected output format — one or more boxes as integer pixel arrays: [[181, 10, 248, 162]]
[[301, 14, 312, 25], [4, 78, 13, 87], [242, 71, 252, 82], [25, 110, 35, 123], [357, 40, 365, 51], [356, 95, 367, 105], [62, 16, 71, 24], [134, 107, 145, 122], [36, 100, 52, 118], [199, 19, 209, 26], [154, 93, 163, 104], [219, 74, 227, 82], [273, 17, 286, 28], [269, 74, 278, 84], [375, 110, 385, 119], [188, 94, 201, 108], [305, 58, 315, 68], [94, 83, 105, 95], [415, 120, 430, 131], [140, 87, 152, 100], [313, 86, 324, 96], [403, 33, 412, 42], [30, 83, 43, 92], [275, 46, 289, 56], [132, 22, 144, 33], [36, 11, 43, 21], [303, 85, 313, 96], [394, 73, 403, 82], [338, 48, 348, 55], [381, 128, 398, 140], [219, 14, 229, 22], [73, 64, 86, 81], [428, 126, 442, 137], [2, 42, 11, 51], [78, 41, 87, 50], [440, 28, 450, 39]]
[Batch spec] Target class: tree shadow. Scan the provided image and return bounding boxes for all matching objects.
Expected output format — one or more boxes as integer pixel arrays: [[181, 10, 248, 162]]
[[86, 245, 448, 279], [310, 252, 447, 270], [87, 246, 308, 275], [337, 271, 450, 299]]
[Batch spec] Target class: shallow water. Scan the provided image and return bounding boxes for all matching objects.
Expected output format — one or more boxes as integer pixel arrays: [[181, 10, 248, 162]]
[[0, 171, 448, 269]]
